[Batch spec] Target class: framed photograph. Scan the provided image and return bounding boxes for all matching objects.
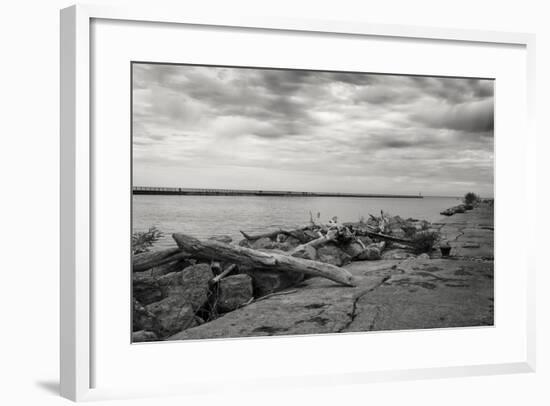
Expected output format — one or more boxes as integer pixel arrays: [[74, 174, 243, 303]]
[[60, 4, 536, 401]]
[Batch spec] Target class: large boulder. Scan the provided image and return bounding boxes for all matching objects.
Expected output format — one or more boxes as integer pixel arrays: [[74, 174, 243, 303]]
[[132, 330, 158, 342], [341, 241, 365, 259], [250, 237, 278, 250], [279, 236, 302, 251], [217, 274, 253, 313], [356, 242, 386, 260], [133, 260, 209, 305], [132, 273, 162, 305], [157, 264, 213, 307], [145, 296, 198, 337], [132, 298, 157, 332], [317, 244, 352, 266], [143, 264, 214, 337], [291, 244, 317, 261], [244, 268, 304, 297]]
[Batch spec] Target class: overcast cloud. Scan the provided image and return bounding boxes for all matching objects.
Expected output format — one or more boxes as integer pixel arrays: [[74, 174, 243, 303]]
[[132, 64, 494, 197]]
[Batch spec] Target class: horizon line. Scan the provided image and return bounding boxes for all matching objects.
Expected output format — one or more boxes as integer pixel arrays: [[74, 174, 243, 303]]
[[131, 186, 491, 199]]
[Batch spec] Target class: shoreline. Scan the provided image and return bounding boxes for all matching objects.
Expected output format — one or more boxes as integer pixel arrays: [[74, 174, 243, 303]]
[[133, 202, 494, 342]]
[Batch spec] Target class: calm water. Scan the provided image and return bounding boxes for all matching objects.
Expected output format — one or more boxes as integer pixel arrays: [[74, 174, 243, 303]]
[[133, 195, 461, 250]]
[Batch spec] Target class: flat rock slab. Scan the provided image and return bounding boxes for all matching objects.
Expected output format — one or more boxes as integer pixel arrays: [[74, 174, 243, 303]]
[[168, 261, 396, 341], [167, 257, 493, 340], [434, 204, 494, 229], [434, 205, 494, 259], [343, 258, 493, 332]]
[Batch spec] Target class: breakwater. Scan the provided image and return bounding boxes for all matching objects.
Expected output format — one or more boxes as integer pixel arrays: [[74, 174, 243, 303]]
[[133, 186, 423, 199]]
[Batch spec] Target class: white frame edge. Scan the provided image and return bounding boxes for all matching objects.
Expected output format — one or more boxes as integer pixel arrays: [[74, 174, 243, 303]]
[[60, 3, 537, 402], [61, 4, 91, 402]]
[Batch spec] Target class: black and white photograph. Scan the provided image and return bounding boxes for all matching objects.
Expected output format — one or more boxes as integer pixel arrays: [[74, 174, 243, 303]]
[[3, 0, 548, 403], [131, 63, 494, 343]]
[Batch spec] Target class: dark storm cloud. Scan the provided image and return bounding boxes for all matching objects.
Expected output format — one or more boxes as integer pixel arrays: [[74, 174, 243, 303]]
[[379, 139, 417, 149], [409, 76, 494, 103], [412, 98, 494, 133], [132, 64, 494, 196], [252, 70, 317, 95]]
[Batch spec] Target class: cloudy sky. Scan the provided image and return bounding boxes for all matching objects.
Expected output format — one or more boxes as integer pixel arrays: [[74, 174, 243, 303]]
[[132, 63, 494, 197]]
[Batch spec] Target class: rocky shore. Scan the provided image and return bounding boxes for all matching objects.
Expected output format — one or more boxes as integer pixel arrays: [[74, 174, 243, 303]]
[[132, 201, 494, 342]]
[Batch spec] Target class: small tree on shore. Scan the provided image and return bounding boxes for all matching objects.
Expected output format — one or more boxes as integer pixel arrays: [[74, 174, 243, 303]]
[[132, 226, 163, 254], [463, 192, 479, 206]]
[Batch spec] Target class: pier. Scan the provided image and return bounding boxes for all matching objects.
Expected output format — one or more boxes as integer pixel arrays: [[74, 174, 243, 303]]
[[132, 186, 423, 199]]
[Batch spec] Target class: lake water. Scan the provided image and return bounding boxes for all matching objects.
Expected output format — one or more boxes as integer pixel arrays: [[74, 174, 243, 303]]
[[133, 195, 461, 250]]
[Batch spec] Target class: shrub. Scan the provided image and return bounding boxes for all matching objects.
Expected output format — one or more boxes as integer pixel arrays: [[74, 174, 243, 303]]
[[410, 230, 440, 254], [132, 226, 163, 254], [463, 192, 479, 206]]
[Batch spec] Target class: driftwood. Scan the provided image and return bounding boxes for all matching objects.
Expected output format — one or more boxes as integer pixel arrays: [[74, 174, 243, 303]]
[[291, 228, 338, 255], [369, 210, 390, 233], [365, 230, 412, 244], [173, 233, 355, 287], [240, 227, 310, 243], [132, 248, 190, 273], [210, 264, 237, 285], [347, 224, 413, 245]]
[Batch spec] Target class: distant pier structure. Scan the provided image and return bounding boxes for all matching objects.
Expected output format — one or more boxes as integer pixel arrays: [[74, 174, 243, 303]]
[[133, 186, 423, 199]]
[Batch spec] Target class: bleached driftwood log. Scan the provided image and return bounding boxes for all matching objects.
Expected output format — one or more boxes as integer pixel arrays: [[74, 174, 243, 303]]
[[210, 264, 237, 285], [291, 228, 338, 255], [173, 233, 355, 287], [132, 248, 190, 273]]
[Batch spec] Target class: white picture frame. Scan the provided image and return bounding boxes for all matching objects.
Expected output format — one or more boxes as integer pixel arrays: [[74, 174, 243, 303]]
[[60, 4, 536, 402]]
